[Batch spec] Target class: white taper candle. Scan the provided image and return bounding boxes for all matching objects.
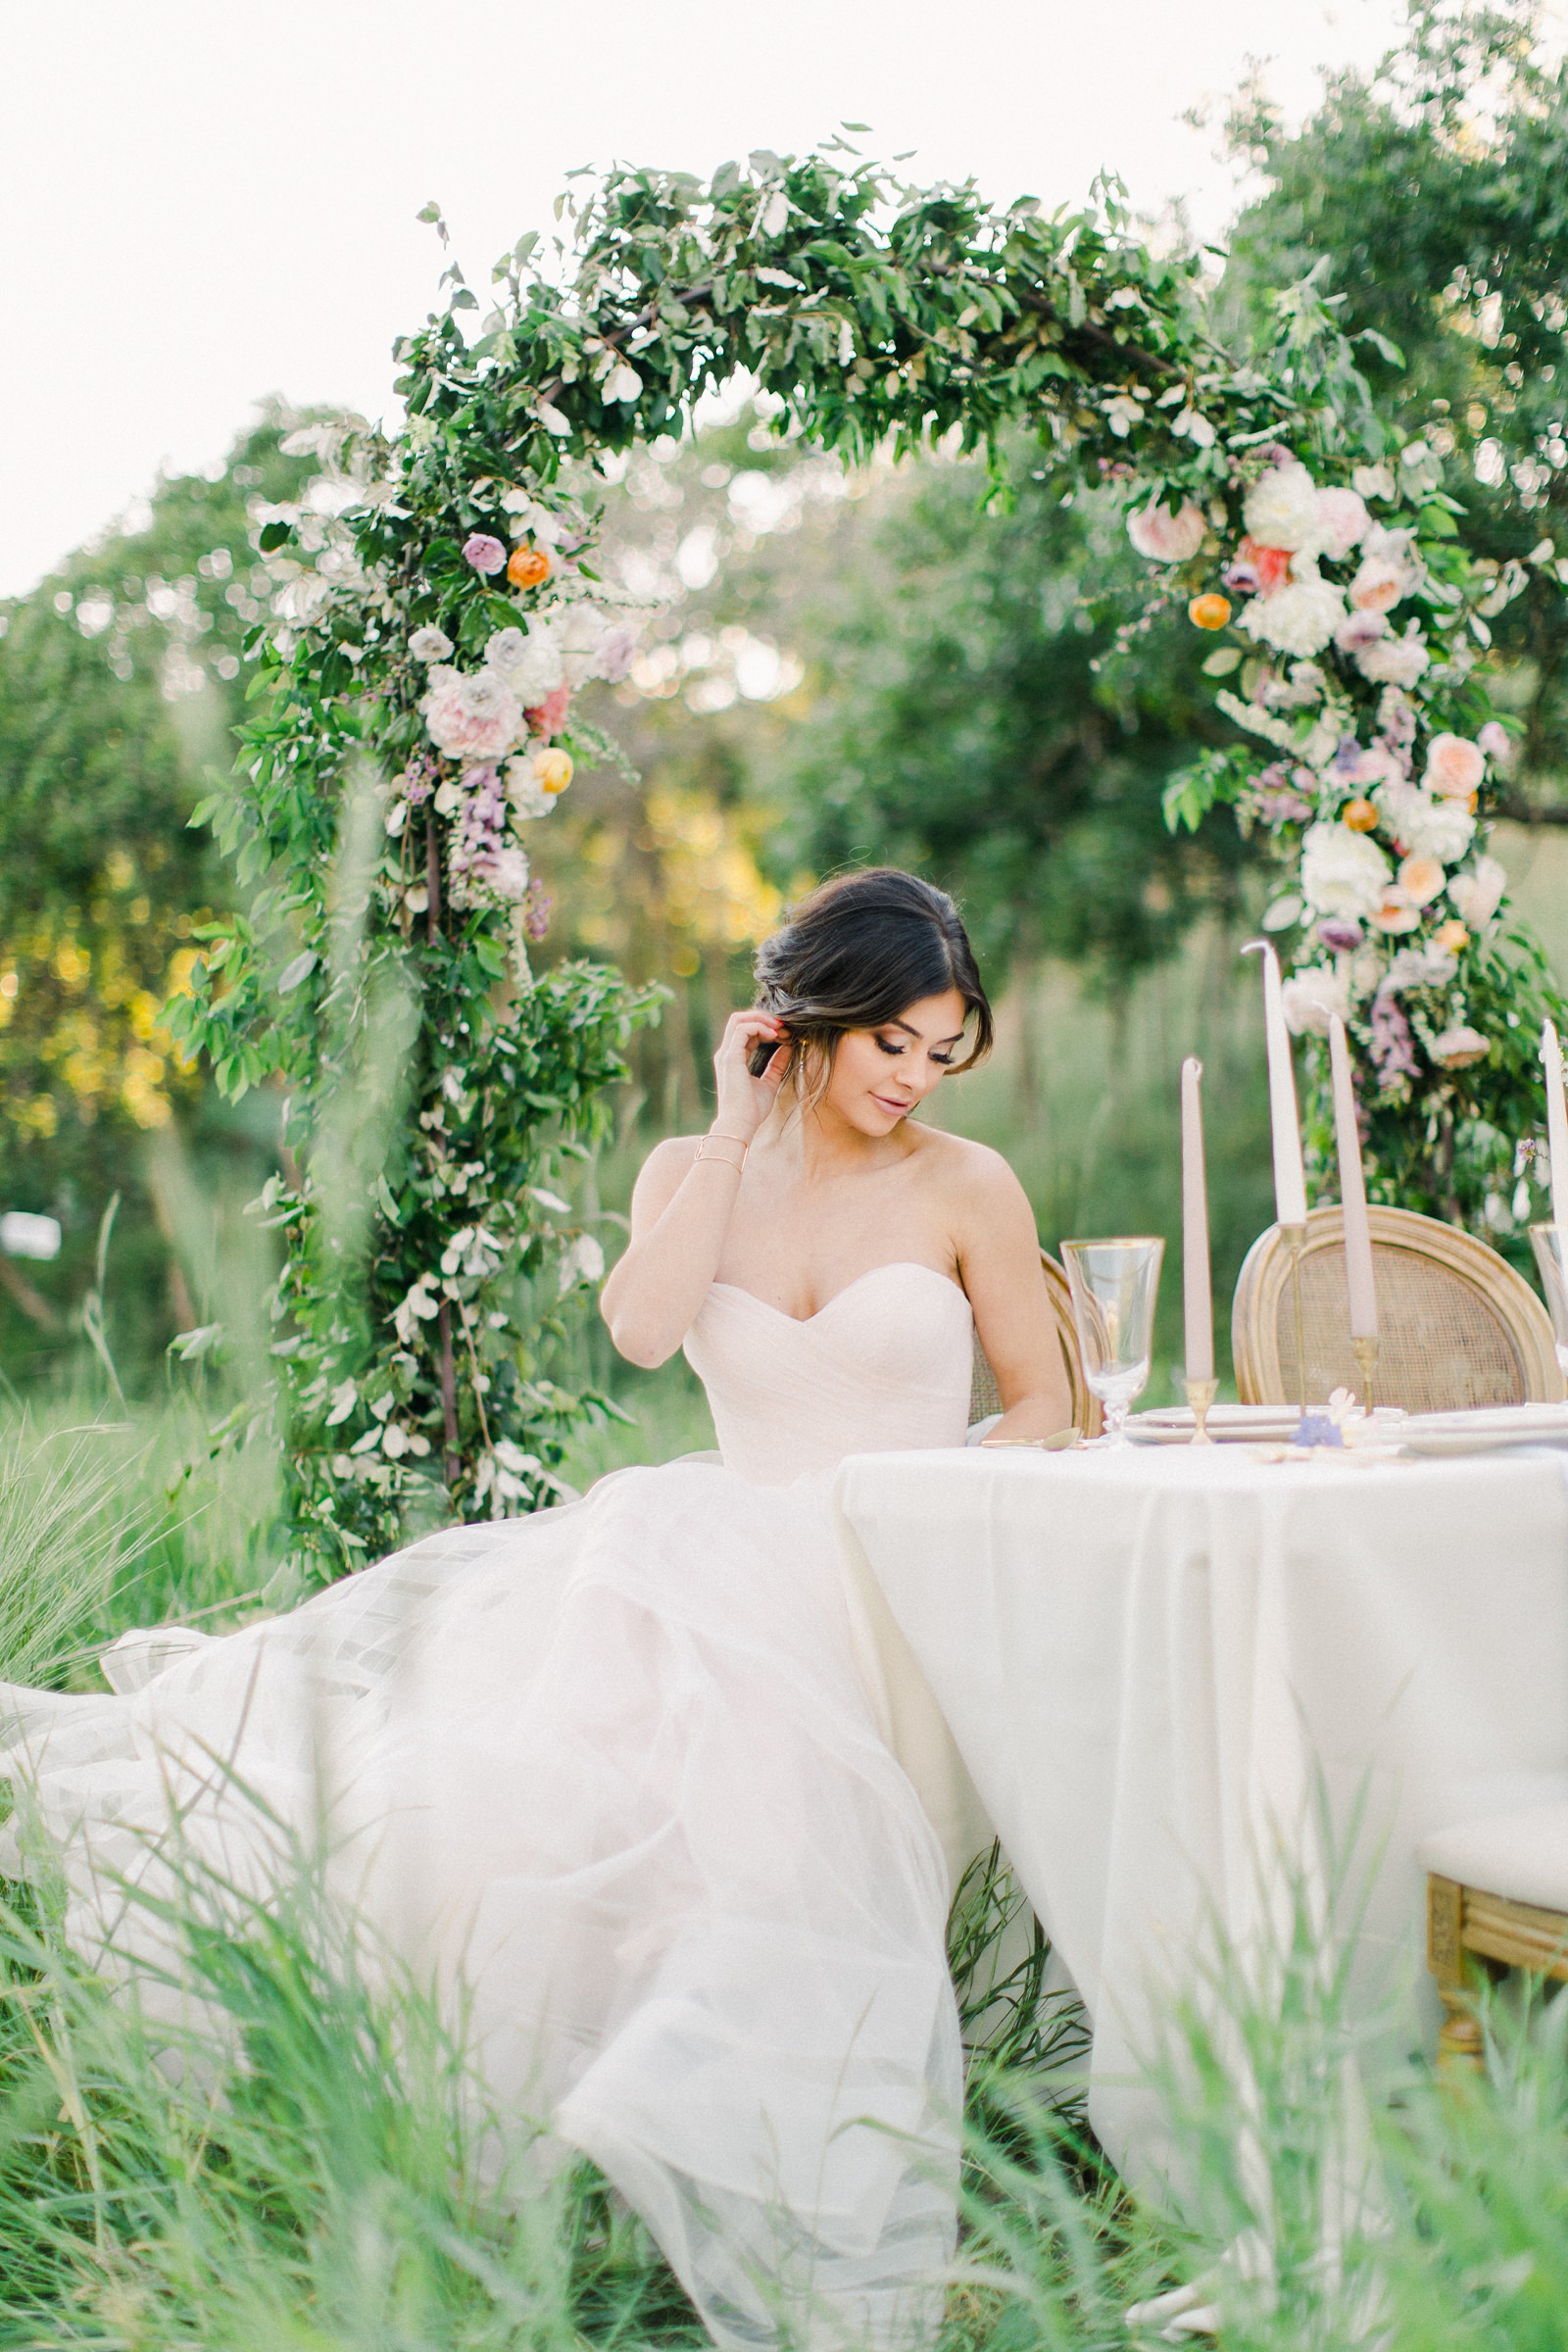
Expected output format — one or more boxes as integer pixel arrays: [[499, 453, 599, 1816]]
[[1180, 1056, 1213, 1383], [1544, 1019, 1568, 1234], [1328, 1015, 1378, 1341], [1244, 941, 1308, 1228]]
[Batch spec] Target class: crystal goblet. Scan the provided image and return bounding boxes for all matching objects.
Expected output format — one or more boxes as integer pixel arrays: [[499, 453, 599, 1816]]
[[1530, 1224, 1568, 1384], [1061, 1237, 1165, 1447]]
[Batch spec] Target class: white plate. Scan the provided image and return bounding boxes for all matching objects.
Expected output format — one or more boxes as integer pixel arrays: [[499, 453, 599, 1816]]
[[1397, 1406, 1568, 1456], [1127, 1404, 1308, 1446]]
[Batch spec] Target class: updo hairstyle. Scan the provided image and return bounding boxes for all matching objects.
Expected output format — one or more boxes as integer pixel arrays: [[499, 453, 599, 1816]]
[[751, 868, 993, 1102]]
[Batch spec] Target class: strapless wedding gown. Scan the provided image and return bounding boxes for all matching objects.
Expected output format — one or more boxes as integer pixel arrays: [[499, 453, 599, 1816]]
[[0, 1263, 981, 2351]]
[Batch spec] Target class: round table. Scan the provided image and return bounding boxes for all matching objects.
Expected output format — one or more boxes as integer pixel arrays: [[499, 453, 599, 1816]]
[[831, 1441, 1568, 2183]]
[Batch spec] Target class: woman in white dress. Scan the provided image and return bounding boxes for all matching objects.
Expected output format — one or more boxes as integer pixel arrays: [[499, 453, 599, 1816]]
[[0, 868, 1068, 2351]]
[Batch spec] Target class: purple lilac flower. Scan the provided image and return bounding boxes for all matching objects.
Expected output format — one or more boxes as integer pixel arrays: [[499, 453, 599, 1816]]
[[522, 880, 555, 942], [1369, 992, 1420, 1088], [401, 754, 437, 808], [1317, 917, 1363, 953], [448, 764, 524, 907]]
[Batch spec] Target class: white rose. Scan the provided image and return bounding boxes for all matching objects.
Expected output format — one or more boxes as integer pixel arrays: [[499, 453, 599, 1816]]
[[1243, 461, 1323, 552], [1447, 855, 1508, 930], [505, 757, 557, 819], [1353, 624, 1429, 688], [1315, 486, 1369, 561], [1300, 822, 1392, 918], [410, 624, 454, 662], [420, 668, 523, 762], [1239, 576, 1346, 658], [489, 622, 564, 704], [1281, 962, 1352, 1036], [1351, 463, 1396, 503], [1126, 500, 1206, 564], [1373, 780, 1475, 864]]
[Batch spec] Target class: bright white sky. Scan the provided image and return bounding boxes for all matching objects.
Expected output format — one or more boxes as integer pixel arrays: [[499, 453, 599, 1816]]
[[2, 0, 1410, 599]]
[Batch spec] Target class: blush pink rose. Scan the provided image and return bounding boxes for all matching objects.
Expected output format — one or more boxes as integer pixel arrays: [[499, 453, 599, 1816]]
[[1315, 486, 1369, 560], [1126, 500, 1206, 564], [1423, 733, 1486, 799], [420, 667, 523, 762], [462, 532, 508, 575]]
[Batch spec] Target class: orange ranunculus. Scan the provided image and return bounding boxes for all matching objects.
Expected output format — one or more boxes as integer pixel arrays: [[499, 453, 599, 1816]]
[[1435, 918, 1471, 955], [1189, 593, 1232, 630], [535, 748, 573, 795], [507, 543, 552, 590], [1343, 798, 1379, 833]]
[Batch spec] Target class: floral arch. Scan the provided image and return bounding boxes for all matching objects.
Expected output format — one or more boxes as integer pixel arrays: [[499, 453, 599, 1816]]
[[172, 146, 1565, 1581]]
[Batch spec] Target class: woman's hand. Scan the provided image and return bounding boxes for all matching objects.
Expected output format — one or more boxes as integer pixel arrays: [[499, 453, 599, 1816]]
[[711, 1009, 789, 1141]]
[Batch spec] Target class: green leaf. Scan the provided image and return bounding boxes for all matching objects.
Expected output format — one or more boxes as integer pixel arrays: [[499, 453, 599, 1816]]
[[258, 521, 293, 554]]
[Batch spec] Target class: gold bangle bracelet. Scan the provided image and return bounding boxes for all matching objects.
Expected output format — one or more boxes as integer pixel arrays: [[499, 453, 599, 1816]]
[[695, 1134, 749, 1172]]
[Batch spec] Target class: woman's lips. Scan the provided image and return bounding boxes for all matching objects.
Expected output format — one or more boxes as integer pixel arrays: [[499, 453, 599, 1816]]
[[871, 1094, 910, 1116]]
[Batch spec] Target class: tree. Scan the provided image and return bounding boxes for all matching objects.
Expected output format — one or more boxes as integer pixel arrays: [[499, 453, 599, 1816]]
[[1220, 0, 1568, 811], [170, 140, 1549, 1583], [0, 411, 314, 1380]]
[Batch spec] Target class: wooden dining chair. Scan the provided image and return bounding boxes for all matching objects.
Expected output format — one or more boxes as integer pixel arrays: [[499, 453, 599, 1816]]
[[970, 1250, 1102, 1437], [1420, 1803, 1568, 2073], [1231, 1204, 1564, 1412]]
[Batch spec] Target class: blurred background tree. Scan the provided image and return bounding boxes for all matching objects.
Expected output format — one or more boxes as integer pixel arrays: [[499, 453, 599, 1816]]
[[0, 410, 313, 1383]]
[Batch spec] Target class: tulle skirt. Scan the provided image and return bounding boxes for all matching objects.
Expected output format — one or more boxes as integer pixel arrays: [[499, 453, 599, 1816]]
[[0, 1458, 964, 2349]]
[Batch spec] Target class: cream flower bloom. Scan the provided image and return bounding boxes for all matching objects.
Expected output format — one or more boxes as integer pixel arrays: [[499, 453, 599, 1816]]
[[488, 622, 565, 705], [1300, 822, 1392, 918], [1396, 854, 1445, 906], [1126, 500, 1206, 564], [1353, 624, 1429, 688], [1430, 1024, 1490, 1069], [1281, 961, 1351, 1036], [1374, 780, 1476, 864], [1239, 576, 1347, 658], [1447, 855, 1508, 929], [1315, 486, 1370, 560], [1423, 733, 1486, 799], [1243, 461, 1322, 552]]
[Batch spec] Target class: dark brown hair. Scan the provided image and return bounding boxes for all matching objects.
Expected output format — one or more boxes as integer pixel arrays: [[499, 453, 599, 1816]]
[[751, 868, 993, 1093]]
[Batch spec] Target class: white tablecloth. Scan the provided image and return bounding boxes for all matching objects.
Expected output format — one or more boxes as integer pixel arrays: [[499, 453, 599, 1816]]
[[832, 1445, 1568, 2180]]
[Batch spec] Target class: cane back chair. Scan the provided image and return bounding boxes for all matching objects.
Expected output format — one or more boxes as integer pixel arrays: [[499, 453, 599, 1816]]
[[1421, 1803, 1568, 2075], [1231, 1204, 1564, 1413], [970, 1250, 1102, 1438]]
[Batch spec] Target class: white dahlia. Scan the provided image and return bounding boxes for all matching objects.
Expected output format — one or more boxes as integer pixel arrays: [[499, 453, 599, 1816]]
[[1300, 822, 1392, 919], [1239, 576, 1347, 658], [1243, 461, 1323, 552]]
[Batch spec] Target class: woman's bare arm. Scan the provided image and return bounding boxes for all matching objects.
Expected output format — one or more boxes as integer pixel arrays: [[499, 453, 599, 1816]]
[[600, 1009, 785, 1367], [954, 1149, 1074, 1441]]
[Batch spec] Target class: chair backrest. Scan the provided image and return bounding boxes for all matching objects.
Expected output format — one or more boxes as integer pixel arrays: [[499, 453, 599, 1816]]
[[971, 1250, 1102, 1436], [1232, 1204, 1565, 1411]]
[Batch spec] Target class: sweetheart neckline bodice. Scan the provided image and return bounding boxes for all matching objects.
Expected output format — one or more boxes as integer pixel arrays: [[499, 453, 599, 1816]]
[[685, 1258, 974, 1484], [708, 1258, 968, 1328]]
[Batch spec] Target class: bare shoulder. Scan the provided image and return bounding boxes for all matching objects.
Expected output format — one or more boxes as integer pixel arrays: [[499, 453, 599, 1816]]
[[911, 1127, 1030, 1210], [628, 1133, 704, 1224]]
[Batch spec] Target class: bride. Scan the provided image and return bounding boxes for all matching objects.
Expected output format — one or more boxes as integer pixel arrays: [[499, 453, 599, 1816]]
[[0, 867, 1067, 2351]]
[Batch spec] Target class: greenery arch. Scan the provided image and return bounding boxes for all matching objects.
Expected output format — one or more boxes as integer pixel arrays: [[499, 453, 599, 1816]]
[[172, 145, 1566, 1582]]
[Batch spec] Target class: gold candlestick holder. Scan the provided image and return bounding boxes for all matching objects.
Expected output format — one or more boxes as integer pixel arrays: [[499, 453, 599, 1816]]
[[1350, 1333, 1380, 1415], [1185, 1377, 1219, 1445], [1280, 1221, 1309, 1409]]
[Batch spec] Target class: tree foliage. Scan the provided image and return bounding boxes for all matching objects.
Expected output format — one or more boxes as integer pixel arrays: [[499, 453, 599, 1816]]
[[174, 135, 1564, 1573]]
